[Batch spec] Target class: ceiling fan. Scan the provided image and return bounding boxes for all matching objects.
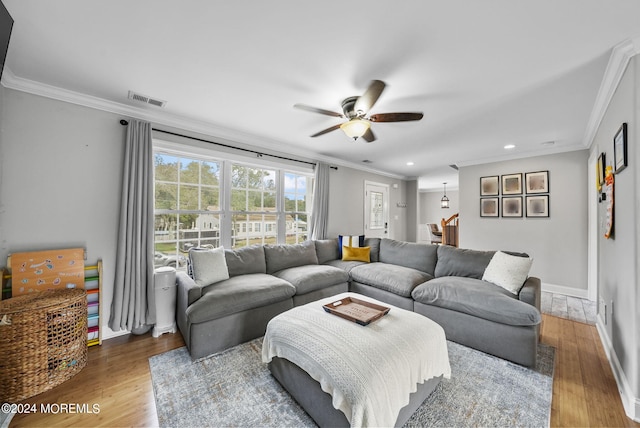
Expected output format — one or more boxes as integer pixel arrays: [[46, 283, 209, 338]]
[[294, 80, 423, 142]]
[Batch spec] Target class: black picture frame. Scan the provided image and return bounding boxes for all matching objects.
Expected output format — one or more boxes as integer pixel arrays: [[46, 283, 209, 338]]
[[525, 170, 549, 194], [614, 123, 627, 174], [526, 195, 550, 217], [480, 176, 499, 196], [502, 196, 523, 217], [501, 173, 522, 195], [480, 197, 499, 217]]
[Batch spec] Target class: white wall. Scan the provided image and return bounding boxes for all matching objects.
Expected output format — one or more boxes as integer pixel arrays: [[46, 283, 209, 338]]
[[458, 150, 589, 295], [592, 54, 639, 417]]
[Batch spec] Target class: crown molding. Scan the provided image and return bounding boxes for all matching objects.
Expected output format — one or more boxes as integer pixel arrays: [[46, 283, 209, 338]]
[[1, 69, 408, 181], [583, 36, 640, 150]]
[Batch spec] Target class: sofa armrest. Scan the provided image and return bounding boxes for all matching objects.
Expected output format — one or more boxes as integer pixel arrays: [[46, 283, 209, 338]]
[[177, 271, 203, 308], [518, 276, 541, 311]]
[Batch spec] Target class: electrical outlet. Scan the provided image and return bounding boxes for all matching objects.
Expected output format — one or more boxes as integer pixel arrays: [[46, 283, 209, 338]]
[[599, 298, 607, 324]]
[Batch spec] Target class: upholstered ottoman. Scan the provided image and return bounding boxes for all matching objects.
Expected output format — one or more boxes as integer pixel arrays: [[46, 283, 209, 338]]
[[262, 292, 451, 427]]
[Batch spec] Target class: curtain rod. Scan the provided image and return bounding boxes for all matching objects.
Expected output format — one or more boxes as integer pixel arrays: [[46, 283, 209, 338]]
[[119, 119, 338, 169]]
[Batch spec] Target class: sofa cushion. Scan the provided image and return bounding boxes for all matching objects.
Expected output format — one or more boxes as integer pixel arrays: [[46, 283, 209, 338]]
[[365, 238, 381, 262], [264, 241, 319, 274], [342, 246, 370, 262], [272, 265, 349, 295], [350, 262, 433, 297], [379, 238, 437, 275], [189, 247, 230, 287], [315, 239, 339, 264], [224, 245, 266, 277], [411, 276, 541, 326], [482, 251, 533, 295], [435, 245, 495, 279], [186, 273, 296, 323], [323, 259, 367, 273]]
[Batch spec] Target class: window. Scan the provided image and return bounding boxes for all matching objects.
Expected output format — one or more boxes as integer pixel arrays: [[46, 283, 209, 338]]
[[284, 172, 311, 244], [231, 164, 278, 248], [154, 154, 222, 269], [153, 147, 314, 268]]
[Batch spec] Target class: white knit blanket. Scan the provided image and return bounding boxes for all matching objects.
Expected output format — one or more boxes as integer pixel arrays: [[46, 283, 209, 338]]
[[262, 292, 451, 427]]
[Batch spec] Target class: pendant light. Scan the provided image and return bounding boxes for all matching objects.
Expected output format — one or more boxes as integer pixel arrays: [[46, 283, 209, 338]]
[[441, 182, 450, 208]]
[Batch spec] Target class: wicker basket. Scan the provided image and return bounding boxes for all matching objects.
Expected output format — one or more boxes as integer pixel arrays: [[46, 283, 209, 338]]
[[0, 288, 87, 402]]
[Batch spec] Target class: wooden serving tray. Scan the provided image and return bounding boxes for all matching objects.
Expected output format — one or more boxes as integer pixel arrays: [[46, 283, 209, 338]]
[[322, 297, 390, 326]]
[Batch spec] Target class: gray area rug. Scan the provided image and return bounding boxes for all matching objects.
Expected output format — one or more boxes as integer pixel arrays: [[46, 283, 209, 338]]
[[149, 338, 554, 427]]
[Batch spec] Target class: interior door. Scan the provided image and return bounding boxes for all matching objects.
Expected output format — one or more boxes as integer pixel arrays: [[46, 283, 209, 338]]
[[364, 182, 389, 239]]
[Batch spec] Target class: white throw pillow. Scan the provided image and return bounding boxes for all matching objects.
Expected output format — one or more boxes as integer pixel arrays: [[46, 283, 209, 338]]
[[190, 247, 230, 287], [482, 251, 533, 295]]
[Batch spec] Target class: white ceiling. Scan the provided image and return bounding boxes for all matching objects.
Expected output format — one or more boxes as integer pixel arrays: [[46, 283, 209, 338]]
[[3, 1, 640, 190]]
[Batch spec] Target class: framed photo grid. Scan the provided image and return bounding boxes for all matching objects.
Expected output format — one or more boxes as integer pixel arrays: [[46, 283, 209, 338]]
[[480, 170, 550, 218]]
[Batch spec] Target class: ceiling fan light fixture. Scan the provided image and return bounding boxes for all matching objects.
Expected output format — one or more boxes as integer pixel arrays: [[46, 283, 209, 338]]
[[340, 118, 370, 140]]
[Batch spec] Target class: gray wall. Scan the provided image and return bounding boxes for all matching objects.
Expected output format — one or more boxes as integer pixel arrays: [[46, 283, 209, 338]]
[[458, 150, 589, 294], [0, 89, 125, 337], [0, 88, 411, 339], [592, 55, 639, 403], [418, 189, 460, 225], [326, 166, 409, 242]]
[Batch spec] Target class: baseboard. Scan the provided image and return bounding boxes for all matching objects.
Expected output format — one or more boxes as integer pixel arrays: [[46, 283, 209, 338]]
[[541, 282, 590, 300], [596, 317, 640, 422], [102, 325, 131, 341]]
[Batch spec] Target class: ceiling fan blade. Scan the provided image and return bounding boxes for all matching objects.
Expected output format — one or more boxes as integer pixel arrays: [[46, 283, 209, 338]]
[[294, 103, 343, 118], [310, 124, 342, 137], [361, 128, 376, 143], [354, 80, 386, 114], [369, 112, 424, 122]]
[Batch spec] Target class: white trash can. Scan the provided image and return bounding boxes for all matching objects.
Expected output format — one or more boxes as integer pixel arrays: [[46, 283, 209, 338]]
[[152, 266, 177, 338]]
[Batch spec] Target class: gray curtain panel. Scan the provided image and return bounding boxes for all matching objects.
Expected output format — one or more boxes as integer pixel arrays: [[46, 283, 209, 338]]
[[309, 162, 330, 240], [109, 119, 156, 332]]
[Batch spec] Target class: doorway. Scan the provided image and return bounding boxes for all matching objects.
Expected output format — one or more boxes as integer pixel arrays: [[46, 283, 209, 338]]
[[364, 181, 389, 239]]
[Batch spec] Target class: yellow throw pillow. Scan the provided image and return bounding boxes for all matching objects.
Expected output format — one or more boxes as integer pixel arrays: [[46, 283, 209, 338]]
[[342, 246, 371, 262]]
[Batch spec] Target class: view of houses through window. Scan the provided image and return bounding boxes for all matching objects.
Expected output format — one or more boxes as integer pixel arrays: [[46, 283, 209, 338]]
[[153, 149, 313, 270]]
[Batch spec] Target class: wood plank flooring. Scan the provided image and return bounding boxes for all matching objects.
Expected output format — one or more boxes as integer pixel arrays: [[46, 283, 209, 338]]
[[9, 314, 639, 427]]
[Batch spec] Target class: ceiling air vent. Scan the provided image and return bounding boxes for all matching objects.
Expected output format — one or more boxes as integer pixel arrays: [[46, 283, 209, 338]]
[[362, 159, 373, 164], [449, 164, 459, 170], [127, 90, 167, 108]]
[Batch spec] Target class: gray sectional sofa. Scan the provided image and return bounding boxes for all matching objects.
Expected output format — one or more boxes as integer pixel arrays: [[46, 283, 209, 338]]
[[176, 238, 541, 366]]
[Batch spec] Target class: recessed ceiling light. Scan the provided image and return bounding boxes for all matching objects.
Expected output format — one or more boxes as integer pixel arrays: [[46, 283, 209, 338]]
[[406, 162, 414, 166], [504, 144, 516, 149]]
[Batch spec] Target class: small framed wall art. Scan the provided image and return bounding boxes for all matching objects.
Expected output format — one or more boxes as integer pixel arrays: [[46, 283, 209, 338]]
[[480, 176, 499, 196], [502, 196, 523, 217], [525, 170, 549, 194], [613, 123, 627, 174], [597, 153, 606, 190], [480, 197, 499, 217], [501, 173, 522, 195], [526, 195, 549, 217]]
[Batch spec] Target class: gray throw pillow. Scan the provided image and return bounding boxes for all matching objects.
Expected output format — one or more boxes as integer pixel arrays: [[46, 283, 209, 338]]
[[189, 247, 230, 287]]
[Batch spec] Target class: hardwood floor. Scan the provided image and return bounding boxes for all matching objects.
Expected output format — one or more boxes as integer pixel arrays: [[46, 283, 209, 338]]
[[9, 314, 639, 427]]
